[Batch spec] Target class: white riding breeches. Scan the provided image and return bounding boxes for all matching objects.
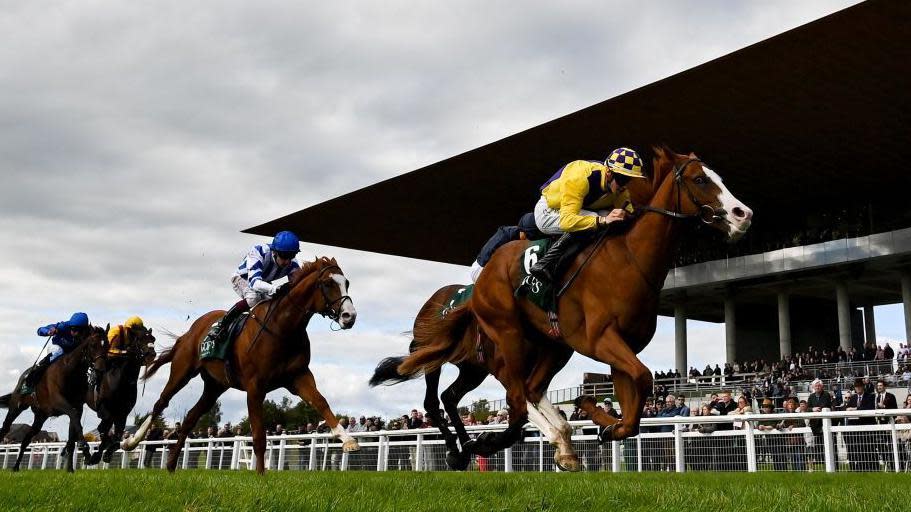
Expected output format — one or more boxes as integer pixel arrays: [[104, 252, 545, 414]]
[[533, 196, 600, 236], [232, 275, 267, 308]]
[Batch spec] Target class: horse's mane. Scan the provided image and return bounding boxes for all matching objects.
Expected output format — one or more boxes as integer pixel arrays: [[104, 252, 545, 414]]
[[57, 326, 105, 365], [291, 256, 336, 284]]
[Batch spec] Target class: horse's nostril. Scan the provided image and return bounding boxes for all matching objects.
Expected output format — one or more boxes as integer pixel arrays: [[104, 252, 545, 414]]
[[732, 207, 745, 218]]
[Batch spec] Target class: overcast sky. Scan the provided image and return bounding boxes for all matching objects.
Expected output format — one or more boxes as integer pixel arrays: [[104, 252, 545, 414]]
[[7, 0, 903, 435]]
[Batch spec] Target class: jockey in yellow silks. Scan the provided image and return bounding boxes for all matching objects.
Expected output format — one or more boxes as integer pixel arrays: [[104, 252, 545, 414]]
[[522, 147, 645, 288], [107, 316, 145, 356]]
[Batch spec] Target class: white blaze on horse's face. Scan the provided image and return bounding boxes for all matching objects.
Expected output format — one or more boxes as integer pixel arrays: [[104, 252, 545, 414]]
[[331, 273, 357, 329], [703, 166, 753, 241]]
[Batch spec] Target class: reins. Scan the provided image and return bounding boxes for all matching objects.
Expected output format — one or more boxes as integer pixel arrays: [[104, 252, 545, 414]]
[[247, 262, 352, 352]]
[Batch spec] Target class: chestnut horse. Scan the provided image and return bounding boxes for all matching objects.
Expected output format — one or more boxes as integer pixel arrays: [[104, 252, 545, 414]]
[[397, 147, 753, 462], [84, 325, 157, 465], [124, 257, 358, 474], [0, 326, 107, 472], [370, 284, 577, 470]]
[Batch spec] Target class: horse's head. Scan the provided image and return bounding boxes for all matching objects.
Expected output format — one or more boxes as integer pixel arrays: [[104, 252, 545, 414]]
[[131, 326, 158, 365], [293, 257, 357, 329], [652, 145, 753, 241]]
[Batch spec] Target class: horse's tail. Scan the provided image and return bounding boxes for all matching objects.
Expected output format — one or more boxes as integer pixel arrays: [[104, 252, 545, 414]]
[[0, 393, 10, 409], [142, 345, 176, 380], [370, 304, 473, 386]]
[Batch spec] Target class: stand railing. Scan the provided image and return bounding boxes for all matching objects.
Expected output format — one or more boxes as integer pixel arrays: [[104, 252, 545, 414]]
[[2, 410, 909, 473]]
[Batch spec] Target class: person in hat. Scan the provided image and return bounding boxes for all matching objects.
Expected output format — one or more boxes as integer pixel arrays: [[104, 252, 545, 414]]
[[844, 377, 876, 471], [23, 312, 92, 390], [602, 398, 621, 420], [519, 147, 646, 290]]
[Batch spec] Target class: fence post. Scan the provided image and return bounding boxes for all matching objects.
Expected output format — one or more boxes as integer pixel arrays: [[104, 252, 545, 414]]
[[341, 448, 349, 471], [636, 437, 643, 473], [56, 446, 63, 469], [744, 422, 757, 473], [121, 447, 128, 469], [205, 440, 213, 469], [160, 444, 167, 469], [611, 440, 621, 473], [230, 440, 240, 470], [504, 446, 513, 472], [822, 416, 835, 473], [41, 446, 49, 470], [27, 447, 34, 470], [308, 437, 317, 471], [538, 434, 544, 472], [138, 442, 145, 469], [182, 441, 190, 469], [415, 434, 423, 472], [277, 437, 286, 471], [674, 424, 685, 473], [890, 417, 900, 473]]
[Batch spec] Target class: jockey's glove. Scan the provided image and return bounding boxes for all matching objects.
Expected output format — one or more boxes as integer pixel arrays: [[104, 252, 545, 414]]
[[252, 280, 279, 296]]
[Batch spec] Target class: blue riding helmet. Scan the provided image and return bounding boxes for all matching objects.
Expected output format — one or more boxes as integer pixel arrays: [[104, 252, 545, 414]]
[[271, 231, 300, 253], [68, 312, 89, 328]]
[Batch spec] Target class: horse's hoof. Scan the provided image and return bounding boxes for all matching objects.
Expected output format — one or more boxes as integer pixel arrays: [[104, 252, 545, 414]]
[[102, 451, 114, 464], [11, 466, 19, 473], [554, 453, 581, 472], [88, 452, 102, 466], [342, 439, 360, 452], [446, 449, 471, 471]]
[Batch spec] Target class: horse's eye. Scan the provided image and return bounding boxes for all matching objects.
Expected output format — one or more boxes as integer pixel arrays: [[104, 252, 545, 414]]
[[693, 176, 707, 185]]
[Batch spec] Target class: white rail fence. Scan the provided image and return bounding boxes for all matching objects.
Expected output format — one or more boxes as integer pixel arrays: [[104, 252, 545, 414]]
[[3, 410, 910, 473]]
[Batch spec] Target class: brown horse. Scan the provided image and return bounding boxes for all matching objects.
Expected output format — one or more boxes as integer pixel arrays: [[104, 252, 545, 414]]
[[370, 283, 578, 470], [401, 146, 753, 460], [124, 256, 358, 474], [84, 325, 157, 465], [0, 326, 107, 472]]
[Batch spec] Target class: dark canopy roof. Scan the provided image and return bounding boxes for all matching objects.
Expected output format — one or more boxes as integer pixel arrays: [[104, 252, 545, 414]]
[[247, 0, 910, 266]]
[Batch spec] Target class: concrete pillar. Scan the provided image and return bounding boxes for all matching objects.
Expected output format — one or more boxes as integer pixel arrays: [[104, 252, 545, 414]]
[[862, 305, 876, 346], [835, 281, 852, 352], [724, 295, 736, 364], [902, 271, 911, 344], [777, 292, 792, 358], [674, 304, 687, 375]]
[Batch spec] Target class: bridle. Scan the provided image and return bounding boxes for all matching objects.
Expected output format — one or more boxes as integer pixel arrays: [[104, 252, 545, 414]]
[[248, 262, 352, 349], [634, 158, 725, 225]]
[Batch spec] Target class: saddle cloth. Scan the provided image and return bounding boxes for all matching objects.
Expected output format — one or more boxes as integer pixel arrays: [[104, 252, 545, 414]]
[[200, 312, 250, 361]]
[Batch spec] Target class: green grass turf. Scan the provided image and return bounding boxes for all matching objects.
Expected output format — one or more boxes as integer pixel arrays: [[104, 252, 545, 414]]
[[0, 470, 904, 512]]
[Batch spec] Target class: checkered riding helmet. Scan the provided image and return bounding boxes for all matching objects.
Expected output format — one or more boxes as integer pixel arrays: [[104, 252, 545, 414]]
[[605, 147, 645, 178]]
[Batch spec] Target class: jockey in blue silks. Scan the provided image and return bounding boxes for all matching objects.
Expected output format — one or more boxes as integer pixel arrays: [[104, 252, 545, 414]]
[[208, 231, 302, 344], [24, 312, 91, 389]]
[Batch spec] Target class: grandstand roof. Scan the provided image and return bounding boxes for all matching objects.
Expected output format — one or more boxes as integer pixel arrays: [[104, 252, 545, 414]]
[[246, 0, 911, 267]]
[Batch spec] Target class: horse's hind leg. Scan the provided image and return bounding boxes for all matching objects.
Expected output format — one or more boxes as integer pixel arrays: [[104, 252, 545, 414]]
[[167, 375, 226, 472], [440, 364, 488, 470], [291, 371, 359, 453], [103, 416, 127, 464], [422, 369, 456, 451], [62, 407, 85, 472], [88, 418, 113, 465], [11, 412, 47, 472], [149, 342, 199, 420], [0, 402, 26, 442]]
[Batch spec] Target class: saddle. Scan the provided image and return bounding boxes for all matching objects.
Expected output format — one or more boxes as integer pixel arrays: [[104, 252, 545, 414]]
[[200, 311, 250, 361]]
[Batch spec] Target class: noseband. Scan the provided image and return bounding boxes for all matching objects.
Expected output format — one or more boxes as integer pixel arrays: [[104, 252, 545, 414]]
[[635, 158, 725, 225]]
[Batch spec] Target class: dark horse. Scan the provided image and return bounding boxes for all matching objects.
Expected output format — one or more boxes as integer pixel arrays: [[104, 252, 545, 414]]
[[84, 326, 157, 465], [385, 147, 753, 464], [370, 284, 577, 470], [0, 326, 107, 472], [124, 257, 358, 474]]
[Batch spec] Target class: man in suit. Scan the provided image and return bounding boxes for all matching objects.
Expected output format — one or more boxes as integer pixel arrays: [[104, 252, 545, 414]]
[[807, 378, 833, 465], [873, 379, 898, 470], [845, 378, 876, 471]]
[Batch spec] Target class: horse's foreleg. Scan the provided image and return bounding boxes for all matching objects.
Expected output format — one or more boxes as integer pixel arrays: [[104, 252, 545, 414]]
[[168, 377, 227, 472], [0, 402, 26, 443], [586, 328, 651, 441], [104, 416, 127, 464], [64, 407, 84, 473], [291, 371, 359, 453], [245, 388, 267, 475], [89, 418, 113, 465], [12, 412, 47, 471]]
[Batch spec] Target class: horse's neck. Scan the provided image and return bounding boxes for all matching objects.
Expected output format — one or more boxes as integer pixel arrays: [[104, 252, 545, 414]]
[[618, 173, 686, 289], [271, 272, 319, 335]]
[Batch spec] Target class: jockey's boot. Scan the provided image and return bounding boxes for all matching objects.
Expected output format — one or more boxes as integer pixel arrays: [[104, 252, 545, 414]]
[[517, 232, 591, 296], [214, 300, 249, 343], [23, 354, 52, 391]]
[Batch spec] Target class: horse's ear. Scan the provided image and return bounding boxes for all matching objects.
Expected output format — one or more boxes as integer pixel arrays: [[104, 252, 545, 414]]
[[105, 323, 110, 333]]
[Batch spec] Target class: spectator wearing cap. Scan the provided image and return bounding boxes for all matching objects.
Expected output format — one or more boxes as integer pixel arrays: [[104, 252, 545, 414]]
[[756, 398, 786, 471], [602, 398, 621, 420]]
